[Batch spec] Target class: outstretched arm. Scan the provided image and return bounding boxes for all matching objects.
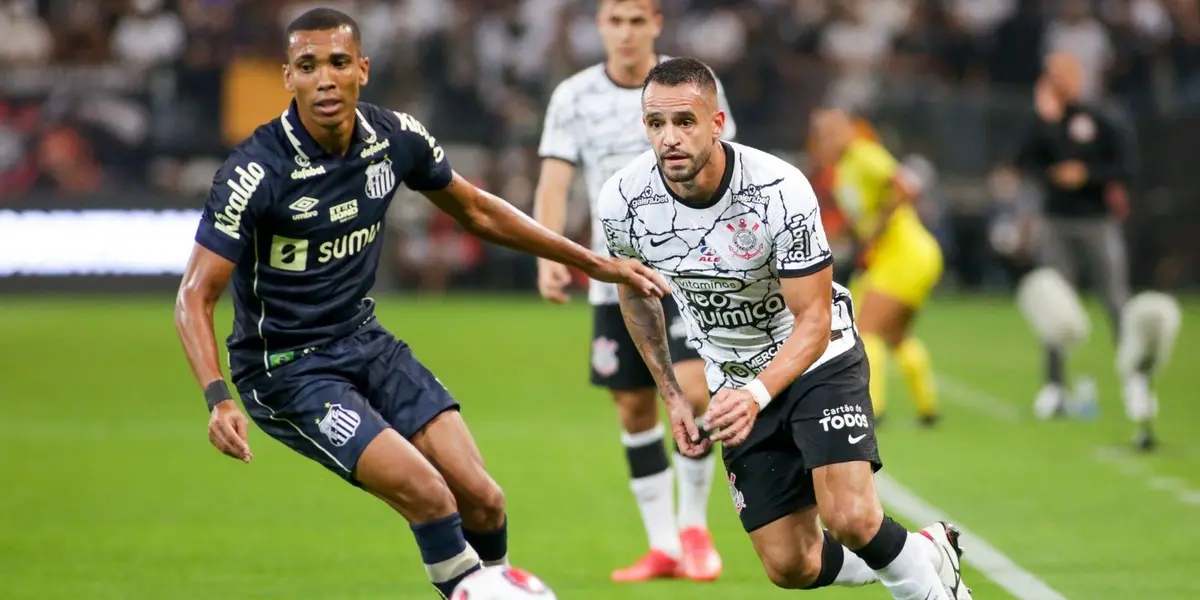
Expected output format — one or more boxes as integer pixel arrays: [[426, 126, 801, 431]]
[[421, 173, 667, 297]]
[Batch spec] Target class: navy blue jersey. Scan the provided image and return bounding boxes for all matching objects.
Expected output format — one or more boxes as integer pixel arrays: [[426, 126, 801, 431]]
[[195, 100, 451, 381]]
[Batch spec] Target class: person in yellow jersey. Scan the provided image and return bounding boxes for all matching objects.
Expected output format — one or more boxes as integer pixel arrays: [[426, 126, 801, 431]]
[[809, 108, 944, 425]]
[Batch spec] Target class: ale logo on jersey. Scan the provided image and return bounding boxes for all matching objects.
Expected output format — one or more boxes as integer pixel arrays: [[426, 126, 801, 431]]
[[727, 218, 764, 260], [698, 242, 721, 264]]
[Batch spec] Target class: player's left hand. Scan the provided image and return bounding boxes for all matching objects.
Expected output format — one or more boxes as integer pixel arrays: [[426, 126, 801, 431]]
[[702, 387, 760, 447], [1050, 160, 1087, 189], [589, 257, 669, 298]]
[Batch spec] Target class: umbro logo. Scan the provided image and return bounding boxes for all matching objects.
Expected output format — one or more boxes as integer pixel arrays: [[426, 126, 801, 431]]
[[289, 196, 319, 221]]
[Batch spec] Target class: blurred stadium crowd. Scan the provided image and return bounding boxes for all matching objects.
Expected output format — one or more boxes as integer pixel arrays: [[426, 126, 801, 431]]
[[2, 0, 1198, 292]]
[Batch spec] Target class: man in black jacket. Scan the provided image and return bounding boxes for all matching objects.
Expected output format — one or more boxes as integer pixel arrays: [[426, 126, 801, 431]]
[[1010, 51, 1147, 443]]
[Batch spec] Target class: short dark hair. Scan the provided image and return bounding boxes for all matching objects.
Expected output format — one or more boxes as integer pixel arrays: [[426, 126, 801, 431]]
[[285, 7, 361, 46], [602, 0, 662, 12], [642, 57, 718, 97]]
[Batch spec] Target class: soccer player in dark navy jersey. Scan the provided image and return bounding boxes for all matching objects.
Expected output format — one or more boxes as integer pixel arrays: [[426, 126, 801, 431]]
[[173, 8, 668, 598]]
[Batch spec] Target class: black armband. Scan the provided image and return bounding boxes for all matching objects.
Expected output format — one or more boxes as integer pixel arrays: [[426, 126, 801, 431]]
[[204, 379, 233, 411]]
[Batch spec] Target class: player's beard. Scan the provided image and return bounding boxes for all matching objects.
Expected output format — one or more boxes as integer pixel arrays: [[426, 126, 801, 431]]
[[659, 143, 711, 183]]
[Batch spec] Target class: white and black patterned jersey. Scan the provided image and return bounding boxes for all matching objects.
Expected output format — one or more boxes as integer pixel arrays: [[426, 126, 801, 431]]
[[598, 142, 857, 393], [537, 58, 738, 305]]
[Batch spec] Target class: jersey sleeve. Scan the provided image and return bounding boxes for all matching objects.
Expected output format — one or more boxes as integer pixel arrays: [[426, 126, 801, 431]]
[[537, 82, 580, 164], [597, 173, 640, 261], [715, 76, 738, 141], [392, 111, 453, 191], [194, 152, 274, 263], [768, 173, 835, 278]]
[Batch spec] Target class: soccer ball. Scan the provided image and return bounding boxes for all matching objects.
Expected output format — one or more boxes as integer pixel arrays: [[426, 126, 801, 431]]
[[450, 566, 557, 599]]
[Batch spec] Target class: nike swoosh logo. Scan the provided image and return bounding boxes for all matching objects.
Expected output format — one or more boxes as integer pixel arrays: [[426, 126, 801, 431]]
[[648, 236, 672, 247], [848, 433, 867, 444]]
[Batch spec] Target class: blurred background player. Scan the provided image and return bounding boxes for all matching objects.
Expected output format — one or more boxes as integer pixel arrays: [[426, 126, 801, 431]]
[[531, 0, 736, 583], [1003, 51, 1139, 426], [809, 108, 944, 426]]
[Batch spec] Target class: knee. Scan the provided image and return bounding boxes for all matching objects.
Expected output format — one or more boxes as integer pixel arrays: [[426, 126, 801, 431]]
[[460, 481, 507, 531], [758, 543, 823, 589], [377, 469, 458, 523], [820, 495, 884, 549], [613, 389, 659, 432]]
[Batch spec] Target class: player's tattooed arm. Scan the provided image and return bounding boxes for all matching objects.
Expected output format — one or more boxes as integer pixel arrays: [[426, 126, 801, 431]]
[[617, 284, 684, 398], [421, 173, 668, 297]]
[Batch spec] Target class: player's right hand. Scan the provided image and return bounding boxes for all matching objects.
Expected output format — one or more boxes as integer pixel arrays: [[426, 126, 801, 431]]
[[537, 259, 573, 304], [667, 397, 711, 458], [589, 257, 669, 298], [208, 400, 253, 463]]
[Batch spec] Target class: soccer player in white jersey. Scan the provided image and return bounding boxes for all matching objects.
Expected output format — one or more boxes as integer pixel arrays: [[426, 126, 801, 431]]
[[532, 0, 734, 583], [598, 57, 974, 600]]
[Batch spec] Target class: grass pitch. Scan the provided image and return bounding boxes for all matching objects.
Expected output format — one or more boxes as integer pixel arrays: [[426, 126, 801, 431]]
[[1, 293, 1197, 599]]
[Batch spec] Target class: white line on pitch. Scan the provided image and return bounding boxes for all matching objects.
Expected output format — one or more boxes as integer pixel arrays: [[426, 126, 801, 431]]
[[935, 374, 1024, 422], [876, 473, 1069, 600], [935, 375, 1200, 508], [1092, 447, 1200, 507]]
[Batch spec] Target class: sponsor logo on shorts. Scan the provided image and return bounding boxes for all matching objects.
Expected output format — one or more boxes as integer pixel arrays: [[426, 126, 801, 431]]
[[317, 402, 361, 447], [819, 404, 872, 443], [591, 336, 619, 378]]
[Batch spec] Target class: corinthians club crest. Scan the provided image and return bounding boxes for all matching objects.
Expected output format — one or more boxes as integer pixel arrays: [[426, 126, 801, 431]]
[[726, 217, 764, 260]]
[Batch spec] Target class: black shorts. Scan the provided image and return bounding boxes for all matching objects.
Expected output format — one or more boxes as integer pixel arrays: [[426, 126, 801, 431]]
[[234, 321, 458, 485], [722, 338, 882, 533], [590, 299, 701, 390]]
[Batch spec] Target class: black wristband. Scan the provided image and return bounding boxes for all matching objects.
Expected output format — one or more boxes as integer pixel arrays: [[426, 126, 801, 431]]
[[204, 379, 233, 411]]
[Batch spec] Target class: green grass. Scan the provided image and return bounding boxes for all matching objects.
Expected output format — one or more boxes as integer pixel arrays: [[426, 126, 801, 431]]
[[1, 293, 1197, 599]]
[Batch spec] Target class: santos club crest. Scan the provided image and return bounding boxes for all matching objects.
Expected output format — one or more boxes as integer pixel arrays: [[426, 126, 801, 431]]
[[727, 218, 764, 260], [317, 403, 361, 447], [365, 157, 396, 200]]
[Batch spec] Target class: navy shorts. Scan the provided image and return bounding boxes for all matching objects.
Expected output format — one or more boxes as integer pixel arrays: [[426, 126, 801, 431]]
[[234, 321, 458, 484]]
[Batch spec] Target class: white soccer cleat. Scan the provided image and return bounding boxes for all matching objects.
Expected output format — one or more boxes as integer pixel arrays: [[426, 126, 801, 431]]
[[919, 521, 972, 600], [1033, 383, 1068, 420]]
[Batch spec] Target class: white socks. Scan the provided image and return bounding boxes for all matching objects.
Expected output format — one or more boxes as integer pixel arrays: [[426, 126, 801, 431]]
[[873, 535, 951, 600], [623, 426, 682, 558], [835, 546, 880, 586], [674, 452, 715, 529]]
